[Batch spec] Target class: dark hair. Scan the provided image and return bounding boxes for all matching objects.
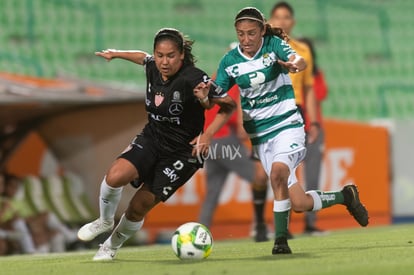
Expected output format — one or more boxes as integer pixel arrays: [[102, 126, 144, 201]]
[[270, 1, 295, 17], [297, 37, 318, 75], [153, 28, 196, 66], [234, 7, 289, 42]]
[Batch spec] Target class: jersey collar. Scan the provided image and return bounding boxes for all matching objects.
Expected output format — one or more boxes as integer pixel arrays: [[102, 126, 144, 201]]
[[237, 37, 264, 61]]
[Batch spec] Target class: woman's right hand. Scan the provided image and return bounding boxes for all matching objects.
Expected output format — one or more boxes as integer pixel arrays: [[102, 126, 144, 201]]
[[95, 49, 117, 61]]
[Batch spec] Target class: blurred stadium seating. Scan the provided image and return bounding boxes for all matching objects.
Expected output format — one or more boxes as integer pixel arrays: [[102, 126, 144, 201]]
[[20, 174, 96, 225], [0, 0, 413, 120]]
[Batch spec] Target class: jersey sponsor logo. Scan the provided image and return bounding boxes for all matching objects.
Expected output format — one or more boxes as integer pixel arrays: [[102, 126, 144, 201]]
[[149, 112, 181, 125], [163, 160, 184, 184], [248, 93, 279, 107], [169, 103, 184, 115], [172, 91, 182, 102], [163, 167, 180, 183], [155, 91, 164, 106], [320, 193, 336, 202]]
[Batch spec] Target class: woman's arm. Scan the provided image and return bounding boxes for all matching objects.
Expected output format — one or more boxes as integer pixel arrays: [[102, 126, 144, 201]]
[[190, 95, 236, 156], [277, 54, 307, 73], [95, 49, 149, 65]]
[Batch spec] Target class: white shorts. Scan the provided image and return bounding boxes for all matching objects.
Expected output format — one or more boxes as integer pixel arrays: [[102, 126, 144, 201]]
[[253, 127, 306, 188]]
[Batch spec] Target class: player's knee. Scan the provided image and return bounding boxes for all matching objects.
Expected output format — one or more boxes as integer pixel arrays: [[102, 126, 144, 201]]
[[106, 166, 136, 188], [269, 167, 289, 188]]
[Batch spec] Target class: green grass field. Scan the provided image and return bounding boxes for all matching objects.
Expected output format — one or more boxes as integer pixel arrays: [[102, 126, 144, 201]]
[[1, 224, 413, 275]]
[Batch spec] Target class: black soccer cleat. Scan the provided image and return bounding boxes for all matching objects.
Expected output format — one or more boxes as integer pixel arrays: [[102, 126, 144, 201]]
[[272, 237, 292, 255], [254, 223, 269, 242], [342, 184, 369, 227]]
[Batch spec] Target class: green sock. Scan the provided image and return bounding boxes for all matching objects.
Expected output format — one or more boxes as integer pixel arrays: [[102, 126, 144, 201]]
[[316, 190, 344, 208], [273, 210, 290, 239]]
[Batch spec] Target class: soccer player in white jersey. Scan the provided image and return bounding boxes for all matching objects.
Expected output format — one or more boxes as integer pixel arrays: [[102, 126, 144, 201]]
[[213, 7, 369, 255]]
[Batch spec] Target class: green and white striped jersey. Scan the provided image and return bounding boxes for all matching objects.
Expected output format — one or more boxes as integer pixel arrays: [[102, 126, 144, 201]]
[[215, 35, 303, 145]]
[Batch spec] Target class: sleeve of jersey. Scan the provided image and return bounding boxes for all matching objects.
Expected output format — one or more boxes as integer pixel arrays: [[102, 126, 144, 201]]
[[211, 58, 234, 98], [143, 55, 154, 72], [187, 67, 228, 99], [273, 37, 296, 62]]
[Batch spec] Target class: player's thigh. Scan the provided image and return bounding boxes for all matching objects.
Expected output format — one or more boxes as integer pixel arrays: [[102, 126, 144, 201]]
[[111, 135, 158, 187], [254, 127, 306, 177], [151, 155, 200, 202]]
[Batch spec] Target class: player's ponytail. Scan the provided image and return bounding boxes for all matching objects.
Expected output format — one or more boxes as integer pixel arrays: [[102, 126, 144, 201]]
[[264, 24, 289, 42]]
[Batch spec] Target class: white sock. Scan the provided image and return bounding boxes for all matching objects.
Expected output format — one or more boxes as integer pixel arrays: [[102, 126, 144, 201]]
[[13, 219, 36, 254], [99, 177, 123, 222], [306, 190, 322, 211], [105, 214, 144, 249], [273, 199, 291, 212]]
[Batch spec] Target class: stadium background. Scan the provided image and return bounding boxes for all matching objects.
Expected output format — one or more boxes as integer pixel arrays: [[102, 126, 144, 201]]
[[0, 0, 413, 242]]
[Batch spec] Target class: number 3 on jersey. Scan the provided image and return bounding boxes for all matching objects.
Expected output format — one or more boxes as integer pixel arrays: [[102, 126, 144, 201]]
[[248, 71, 266, 88]]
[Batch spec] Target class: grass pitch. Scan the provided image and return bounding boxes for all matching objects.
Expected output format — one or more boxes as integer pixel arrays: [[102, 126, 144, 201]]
[[1, 224, 413, 275]]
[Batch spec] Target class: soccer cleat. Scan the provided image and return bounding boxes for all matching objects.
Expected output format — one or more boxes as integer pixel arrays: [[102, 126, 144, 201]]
[[342, 184, 369, 227], [77, 219, 114, 242], [272, 237, 292, 255], [254, 223, 269, 242], [93, 244, 117, 261]]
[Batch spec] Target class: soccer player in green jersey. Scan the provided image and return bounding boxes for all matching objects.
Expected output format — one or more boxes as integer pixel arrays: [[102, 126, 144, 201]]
[[212, 7, 369, 255]]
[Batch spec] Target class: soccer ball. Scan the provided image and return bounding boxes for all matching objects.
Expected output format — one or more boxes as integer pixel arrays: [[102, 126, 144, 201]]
[[171, 222, 213, 260]]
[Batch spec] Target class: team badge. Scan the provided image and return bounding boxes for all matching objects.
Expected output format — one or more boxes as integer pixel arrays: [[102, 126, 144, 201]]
[[262, 52, 276, 67], [155, 91, 164, 106]]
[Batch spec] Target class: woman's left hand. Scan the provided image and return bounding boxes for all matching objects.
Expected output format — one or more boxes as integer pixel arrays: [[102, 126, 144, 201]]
[[193, 81, 210, 101], [277, 60, 300, 73], [190, 133, 212, 158]]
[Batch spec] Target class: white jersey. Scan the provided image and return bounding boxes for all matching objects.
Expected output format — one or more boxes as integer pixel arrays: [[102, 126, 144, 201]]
[[215, 35, 303, 145]]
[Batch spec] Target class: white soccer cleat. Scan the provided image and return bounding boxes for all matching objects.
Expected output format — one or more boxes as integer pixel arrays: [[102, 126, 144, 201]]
[[77, 219, 114, 242], [93, 244, 117, 261]]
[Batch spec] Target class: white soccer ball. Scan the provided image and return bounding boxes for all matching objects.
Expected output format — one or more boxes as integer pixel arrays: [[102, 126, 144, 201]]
[[171, 222, 213, 260]]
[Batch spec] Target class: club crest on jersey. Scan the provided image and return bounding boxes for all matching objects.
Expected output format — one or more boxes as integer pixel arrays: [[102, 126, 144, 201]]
[[172, 91, 182, 102], [262, 52, 276, 67], [155, 91, 164, 107]]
